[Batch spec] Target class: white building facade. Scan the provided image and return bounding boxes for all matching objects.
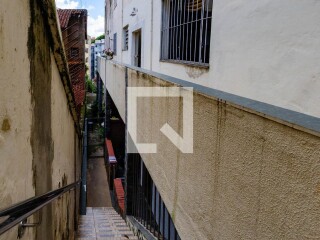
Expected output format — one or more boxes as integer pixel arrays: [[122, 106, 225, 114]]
[[94, 39, 105, 77], [85, 35, 92, 77], [90, 39, 106, 79], [105, 0, 320, 118]]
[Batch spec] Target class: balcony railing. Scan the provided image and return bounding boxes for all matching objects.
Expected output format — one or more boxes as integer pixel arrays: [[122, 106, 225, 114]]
[[129, 154, 181, 240]]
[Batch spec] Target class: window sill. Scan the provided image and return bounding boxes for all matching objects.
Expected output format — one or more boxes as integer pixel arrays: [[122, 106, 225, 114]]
[[160, 59, 209, 69]]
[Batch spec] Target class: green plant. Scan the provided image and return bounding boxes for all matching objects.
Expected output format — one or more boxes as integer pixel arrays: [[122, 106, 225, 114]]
[[95, 34, 105, 41], [98, 126, 105, 139], [86, 77, 97, 93]]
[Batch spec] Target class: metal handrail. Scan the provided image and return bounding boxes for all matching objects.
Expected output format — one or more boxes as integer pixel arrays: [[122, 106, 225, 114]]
[[0, 181, 80, 236], [80, 118, 88, 215]]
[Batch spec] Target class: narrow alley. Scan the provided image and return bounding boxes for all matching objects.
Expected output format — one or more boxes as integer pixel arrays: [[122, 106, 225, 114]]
[[1, 0, 320, 240], [76, 92, 136, 239]]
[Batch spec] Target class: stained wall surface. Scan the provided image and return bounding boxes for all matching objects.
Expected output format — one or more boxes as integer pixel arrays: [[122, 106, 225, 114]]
[[0, 0, 34, 239], [51, 55, 82, 240], [0, 0, 81, 239], [99, 59, 320, 240]]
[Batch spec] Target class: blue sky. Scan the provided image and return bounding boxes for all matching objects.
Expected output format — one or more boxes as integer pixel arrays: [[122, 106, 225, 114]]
[[55, 0, 105, 38]]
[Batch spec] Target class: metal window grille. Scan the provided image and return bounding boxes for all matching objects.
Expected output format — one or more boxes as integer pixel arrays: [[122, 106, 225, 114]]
[[161, 0, 213, 66], [123, 26, 129, 51], [70, 47, 79, 58], [130, 154, 181, 239]]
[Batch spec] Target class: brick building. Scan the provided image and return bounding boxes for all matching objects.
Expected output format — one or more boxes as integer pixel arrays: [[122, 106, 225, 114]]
[[58, 9, 88, 116]]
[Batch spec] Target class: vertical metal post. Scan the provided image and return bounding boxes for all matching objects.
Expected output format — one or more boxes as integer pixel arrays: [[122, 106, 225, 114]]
[[124, 66, 129, 215], [139, 157, 142, 223], [182, 0, 186, 60], [204, 0, 210, 63], [173, 0, 177, 59], [131, 155, 135, 217], [186, 0, 190, 61], [157, 190, 161, 238], [162, 200, 165, 239], [168, 215, 171, 240], [142, 164, 146, 226], [169, 0, 172, 59], [146, 167, 149, 230], [80, 118, 88, 215], [153, 184, 156, 235], [135, 155, 138, 218], [198, 0, 205, 62]]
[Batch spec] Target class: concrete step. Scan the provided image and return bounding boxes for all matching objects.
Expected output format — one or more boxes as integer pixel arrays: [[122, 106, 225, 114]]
[[77, 207, 138, 240]]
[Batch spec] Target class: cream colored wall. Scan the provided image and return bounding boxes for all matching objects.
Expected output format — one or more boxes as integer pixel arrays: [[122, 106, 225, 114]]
[[51, 55, 81, 240], [106, 0, 320, 118], [128, 69, 320, 240], [0, 1, 34, 239], [98, 60, 320, 239], [0, 0, 81, 239], [100, 58, 126, 122]]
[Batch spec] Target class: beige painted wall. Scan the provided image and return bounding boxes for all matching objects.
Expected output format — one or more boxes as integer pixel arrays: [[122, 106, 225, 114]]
[[51, 55, 81, 240], [0, 0, 34, 239], [132, 69, 320, 240], [0, 0, 81, 239], [99, 60, 320, 240], [100, 58, 126, 122]]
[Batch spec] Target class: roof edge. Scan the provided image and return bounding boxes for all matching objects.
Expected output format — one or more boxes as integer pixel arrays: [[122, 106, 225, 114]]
[[38, 0, 81, 135]]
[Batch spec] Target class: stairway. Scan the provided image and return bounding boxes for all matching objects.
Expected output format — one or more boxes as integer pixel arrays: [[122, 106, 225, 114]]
[[77, 207, 138, 240]]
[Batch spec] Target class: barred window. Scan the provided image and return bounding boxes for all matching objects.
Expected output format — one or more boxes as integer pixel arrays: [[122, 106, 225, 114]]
[[70, 47, 79, 58], [123, 26, 129, 51], [161, 0, 213, 66]]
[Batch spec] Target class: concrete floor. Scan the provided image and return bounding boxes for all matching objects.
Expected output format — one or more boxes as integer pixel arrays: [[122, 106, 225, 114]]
[[87, 156, 112, 207]]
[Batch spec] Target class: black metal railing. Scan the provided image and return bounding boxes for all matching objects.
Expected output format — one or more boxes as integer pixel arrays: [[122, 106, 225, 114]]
[[130, 154, 181, 240], [80, 118, 88, 215], [0, 181, 80, 237]]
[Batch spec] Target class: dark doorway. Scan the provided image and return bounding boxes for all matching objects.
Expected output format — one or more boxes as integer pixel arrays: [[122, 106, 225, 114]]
[[133, 30, 142, 67]]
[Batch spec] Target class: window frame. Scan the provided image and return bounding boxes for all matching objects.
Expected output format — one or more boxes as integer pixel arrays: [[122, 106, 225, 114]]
[[122, 25, 129, 51], [160, 0, 212, 68], [70, 47, 79, 58], [113, 33, 117, 55]]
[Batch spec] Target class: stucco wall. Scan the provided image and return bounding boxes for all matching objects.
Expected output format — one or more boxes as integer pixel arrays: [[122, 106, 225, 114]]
[[105, 0, 320, 118], [0, 0, 34, 239], [0, 0, 81, 239], [51, 55, 81, 240], [99, 60, 320, 240], [100, 58, 126, 122], [130, 70, 320, 240]]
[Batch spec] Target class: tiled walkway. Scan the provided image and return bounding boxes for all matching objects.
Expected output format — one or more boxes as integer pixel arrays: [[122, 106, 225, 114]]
[[77, 207, 138, 240]]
